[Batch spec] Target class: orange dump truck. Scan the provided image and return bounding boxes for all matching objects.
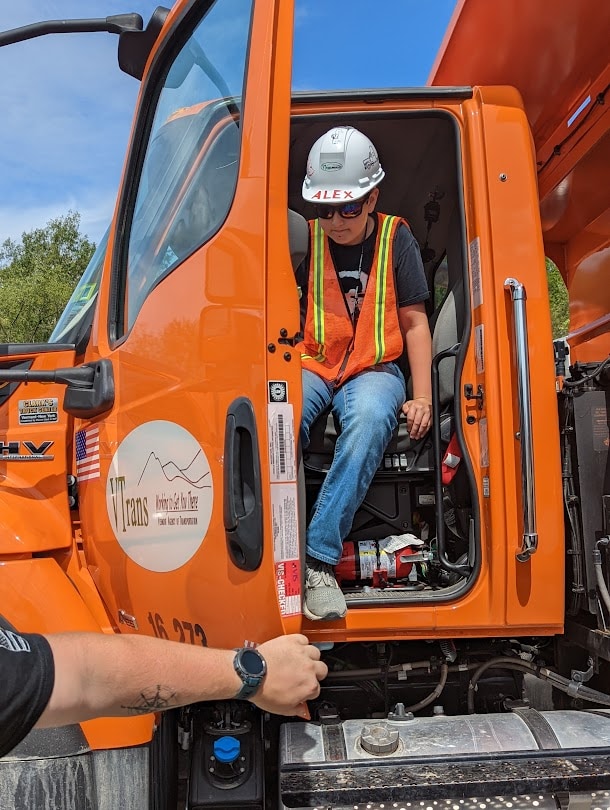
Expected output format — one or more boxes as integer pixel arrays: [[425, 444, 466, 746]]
[[1, 1, 609, 807]]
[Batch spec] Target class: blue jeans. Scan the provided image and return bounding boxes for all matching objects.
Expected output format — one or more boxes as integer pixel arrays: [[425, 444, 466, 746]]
[[301, 363, 406, 565]]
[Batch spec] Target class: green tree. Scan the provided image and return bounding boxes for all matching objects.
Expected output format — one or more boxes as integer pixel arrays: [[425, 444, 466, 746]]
[[0, 212, 95, 343], [546, 257, 569, 339]]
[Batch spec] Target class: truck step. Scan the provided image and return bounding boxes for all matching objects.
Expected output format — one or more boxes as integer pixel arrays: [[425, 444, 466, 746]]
[[281, 795, 610, 810]]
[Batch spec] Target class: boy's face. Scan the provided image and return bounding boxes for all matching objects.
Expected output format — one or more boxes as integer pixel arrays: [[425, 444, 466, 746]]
[[318, 188, 378, 246]]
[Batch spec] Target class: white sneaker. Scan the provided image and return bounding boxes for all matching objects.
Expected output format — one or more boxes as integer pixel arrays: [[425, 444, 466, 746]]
[[303, 557, 347, 621]]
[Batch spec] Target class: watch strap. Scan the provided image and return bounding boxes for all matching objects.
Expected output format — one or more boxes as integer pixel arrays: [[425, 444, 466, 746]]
[[234, 679, 261, 700]]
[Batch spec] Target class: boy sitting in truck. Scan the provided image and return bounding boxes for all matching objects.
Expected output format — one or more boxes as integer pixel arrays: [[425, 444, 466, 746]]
[[295, 126, 433, 621]]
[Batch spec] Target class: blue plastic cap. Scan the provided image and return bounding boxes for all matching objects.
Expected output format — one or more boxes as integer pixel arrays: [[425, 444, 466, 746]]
[[213, 735, 241, 764]]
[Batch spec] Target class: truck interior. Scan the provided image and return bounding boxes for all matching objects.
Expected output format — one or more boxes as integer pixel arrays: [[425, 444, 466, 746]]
[[287, 103, 478, 606]]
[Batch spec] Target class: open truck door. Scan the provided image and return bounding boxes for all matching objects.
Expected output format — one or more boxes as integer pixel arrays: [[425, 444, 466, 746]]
[[1, 2, 304, 806], [77, 0, 304, 651]]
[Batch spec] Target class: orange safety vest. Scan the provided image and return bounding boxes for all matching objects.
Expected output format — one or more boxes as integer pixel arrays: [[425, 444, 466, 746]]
[[297, 213, 405, 385]]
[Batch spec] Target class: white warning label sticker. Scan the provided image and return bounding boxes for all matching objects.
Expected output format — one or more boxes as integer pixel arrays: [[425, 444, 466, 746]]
[[268, 402, 296, 482], [271, 482, 299, 562]]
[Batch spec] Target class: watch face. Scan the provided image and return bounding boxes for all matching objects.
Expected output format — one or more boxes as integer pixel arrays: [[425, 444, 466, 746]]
[[241, 648, 265, 676]]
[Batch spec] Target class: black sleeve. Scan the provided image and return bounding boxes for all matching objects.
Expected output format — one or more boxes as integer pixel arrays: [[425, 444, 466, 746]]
[[0, 627, 55, 758], [394, 223, 430, 307]]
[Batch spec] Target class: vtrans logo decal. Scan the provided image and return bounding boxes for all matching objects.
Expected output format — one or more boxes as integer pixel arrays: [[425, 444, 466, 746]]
[[106, 421, 213, 573]]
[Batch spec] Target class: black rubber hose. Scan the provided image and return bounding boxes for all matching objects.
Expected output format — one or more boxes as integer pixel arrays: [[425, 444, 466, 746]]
[[467, 656, 610, 713], [467, 657, 540, 713], [403, 663, 449, 713], [324, 661, 432, 681]]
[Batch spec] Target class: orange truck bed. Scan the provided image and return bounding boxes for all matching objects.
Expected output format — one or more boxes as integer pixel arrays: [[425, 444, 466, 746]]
[[429, 0, 610, 361]]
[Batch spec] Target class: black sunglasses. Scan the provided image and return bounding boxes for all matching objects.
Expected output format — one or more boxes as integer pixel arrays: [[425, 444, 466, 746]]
[[315, 194, 371, 220]]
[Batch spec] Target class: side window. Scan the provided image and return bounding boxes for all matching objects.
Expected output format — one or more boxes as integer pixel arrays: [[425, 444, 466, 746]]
[[120, 0, 253, 335], [49, 228, 109, 346]]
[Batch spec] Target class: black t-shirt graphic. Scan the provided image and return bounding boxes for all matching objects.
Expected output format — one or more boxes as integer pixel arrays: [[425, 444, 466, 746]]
[[0, 624, 55, 758]]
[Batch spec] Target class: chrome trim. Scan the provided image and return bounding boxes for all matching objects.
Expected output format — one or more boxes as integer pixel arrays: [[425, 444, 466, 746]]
[[504, 278, 538, 561]]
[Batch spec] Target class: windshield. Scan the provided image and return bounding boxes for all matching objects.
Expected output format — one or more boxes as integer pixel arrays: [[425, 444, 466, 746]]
[[119, 0, 250, 336], [49, 227, 109, 345]]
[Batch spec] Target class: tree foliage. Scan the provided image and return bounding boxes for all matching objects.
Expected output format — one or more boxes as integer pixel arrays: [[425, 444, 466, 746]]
[[0, 212, 95, 343], [546, 257, 570, 339]]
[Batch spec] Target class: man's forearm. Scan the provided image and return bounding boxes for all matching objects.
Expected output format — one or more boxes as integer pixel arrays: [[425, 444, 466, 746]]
[[39, 631, 326, 727], [41, 633, 240, 727]]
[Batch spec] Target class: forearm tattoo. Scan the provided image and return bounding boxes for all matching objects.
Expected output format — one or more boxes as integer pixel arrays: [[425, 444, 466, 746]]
[[121, 685, 178, 715]]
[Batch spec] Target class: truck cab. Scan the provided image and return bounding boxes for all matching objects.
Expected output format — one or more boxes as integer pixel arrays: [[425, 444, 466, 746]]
[[1, 0, 609, 807]]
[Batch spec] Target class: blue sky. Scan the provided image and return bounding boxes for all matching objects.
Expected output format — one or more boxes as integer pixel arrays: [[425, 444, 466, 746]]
[[0, 1, 456, 246]]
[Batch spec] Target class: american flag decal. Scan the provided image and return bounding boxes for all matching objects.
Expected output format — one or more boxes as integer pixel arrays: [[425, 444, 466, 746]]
[[75, 426, 100, 482]]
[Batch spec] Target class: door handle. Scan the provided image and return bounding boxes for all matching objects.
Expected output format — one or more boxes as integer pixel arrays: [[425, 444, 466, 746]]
[[223, 397, 263, 571]]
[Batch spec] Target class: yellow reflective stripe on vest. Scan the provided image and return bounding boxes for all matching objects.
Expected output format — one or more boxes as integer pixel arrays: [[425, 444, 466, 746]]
[[311, 220, 326, 362], [374, 215, 396, 363]]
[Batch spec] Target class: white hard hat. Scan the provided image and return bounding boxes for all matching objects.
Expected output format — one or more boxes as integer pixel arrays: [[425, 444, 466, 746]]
[[302, 126, 385, 203]]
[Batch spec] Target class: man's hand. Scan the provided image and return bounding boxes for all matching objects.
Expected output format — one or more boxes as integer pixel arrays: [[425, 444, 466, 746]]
[[402, 396, 432, 440], [252, 634, 327, 718]]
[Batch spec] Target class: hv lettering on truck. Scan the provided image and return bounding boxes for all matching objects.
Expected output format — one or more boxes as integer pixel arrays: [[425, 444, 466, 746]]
[[0, 440, 54, 460]]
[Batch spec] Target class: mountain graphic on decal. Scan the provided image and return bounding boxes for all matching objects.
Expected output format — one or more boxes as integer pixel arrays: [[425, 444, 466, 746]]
[[137, 450, 211, 488]]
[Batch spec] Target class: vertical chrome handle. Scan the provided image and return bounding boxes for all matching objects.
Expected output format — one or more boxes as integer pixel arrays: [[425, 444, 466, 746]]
[[504, 278, 538, 561]]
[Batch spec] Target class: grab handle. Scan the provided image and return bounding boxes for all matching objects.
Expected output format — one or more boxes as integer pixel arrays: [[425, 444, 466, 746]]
[[432, 344, 470, 577], [504, 278, 538, 562], [223, 397, 263, 571]]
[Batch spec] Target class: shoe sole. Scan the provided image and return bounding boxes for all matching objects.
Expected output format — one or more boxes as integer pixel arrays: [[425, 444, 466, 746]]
[[303, 604, 347, 621]]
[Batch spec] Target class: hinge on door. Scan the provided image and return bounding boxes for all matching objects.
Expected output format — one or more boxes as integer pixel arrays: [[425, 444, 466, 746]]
[[278, 328, 300, 347], [464, 383, 484, 409]]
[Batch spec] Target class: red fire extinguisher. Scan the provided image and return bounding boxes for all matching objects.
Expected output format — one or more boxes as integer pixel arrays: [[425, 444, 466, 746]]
[[335, 540, 418, 587]]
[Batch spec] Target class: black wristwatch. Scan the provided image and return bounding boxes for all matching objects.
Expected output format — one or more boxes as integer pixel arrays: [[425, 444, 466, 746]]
[[233, 647, 267, 700]]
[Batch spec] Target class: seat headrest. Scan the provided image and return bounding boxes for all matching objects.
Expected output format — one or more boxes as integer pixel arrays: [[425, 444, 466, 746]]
[[288, 209, 308, 271]]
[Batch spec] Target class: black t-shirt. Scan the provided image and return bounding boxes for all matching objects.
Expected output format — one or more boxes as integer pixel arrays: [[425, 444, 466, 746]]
[[0, 625, 55, 758], [296, 212, 429, 328]]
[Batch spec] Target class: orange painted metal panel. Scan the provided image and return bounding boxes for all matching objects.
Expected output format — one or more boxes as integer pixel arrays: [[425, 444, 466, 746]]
[[429, 0, 610, 155], [0, 349, 75, 554], [0, 557, 153, 749], [80, 0, 292, 651], [429, 0, 610, 359]]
